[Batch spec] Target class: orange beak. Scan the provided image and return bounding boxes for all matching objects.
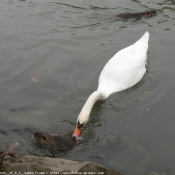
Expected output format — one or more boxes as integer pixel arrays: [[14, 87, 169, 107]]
[[72, 125, 82, 138]]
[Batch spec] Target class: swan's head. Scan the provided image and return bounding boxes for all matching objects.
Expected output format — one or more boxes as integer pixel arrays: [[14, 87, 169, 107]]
[[72, 111, 89, 139]]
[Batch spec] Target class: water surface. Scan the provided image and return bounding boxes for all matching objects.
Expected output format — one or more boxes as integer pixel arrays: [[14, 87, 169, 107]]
[[0, 0, 175, 175]]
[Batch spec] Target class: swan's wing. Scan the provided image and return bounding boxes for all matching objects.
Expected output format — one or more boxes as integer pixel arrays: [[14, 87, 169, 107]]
[[107, 44, 138, 66], [106, 31, 149, 66], [97, 34, 149, 98], [98, 55, 146, 97]]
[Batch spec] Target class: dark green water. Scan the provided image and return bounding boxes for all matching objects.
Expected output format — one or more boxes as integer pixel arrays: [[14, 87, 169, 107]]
[[0, 0, 175, 174]]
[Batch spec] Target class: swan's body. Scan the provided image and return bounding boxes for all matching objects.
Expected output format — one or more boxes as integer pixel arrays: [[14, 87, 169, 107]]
[[73, 31, 149, 138]]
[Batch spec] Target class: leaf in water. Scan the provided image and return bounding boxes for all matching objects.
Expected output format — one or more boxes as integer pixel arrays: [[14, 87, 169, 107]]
[[144, 91, 150, 95], [7, 142, 19, 151], [31, 77, 39, 82]]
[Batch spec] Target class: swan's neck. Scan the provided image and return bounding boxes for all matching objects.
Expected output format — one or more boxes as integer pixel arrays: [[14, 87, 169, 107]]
[[82, 91, 103, 113], [78, 91, 103, 124]]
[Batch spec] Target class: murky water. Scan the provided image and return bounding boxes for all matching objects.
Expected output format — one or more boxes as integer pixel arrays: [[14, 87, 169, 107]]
[[0, 0, 175, 174]]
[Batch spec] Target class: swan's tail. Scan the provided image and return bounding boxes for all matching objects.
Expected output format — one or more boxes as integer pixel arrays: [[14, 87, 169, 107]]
[[135, 31, 149, 45]]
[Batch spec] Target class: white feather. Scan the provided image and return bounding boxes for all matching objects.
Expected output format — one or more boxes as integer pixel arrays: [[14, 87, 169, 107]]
[[75, 31, 150, 129], [98, 31, 149, 98]]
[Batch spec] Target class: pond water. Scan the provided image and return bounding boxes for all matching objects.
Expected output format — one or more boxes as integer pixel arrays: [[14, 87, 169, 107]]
[[0, 0, 175, 174]]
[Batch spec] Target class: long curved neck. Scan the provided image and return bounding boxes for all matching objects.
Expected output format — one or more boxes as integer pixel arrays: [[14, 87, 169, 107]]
[[78, 91, 103, 123], [82, 91, 102, 113]]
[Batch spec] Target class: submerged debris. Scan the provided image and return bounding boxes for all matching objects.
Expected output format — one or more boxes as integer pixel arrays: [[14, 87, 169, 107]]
[[31, 77, 39, 82]]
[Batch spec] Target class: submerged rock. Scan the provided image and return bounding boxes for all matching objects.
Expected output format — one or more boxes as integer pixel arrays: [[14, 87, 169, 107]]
[[100, 140, 150, 175], [91, 135, 150, 175]]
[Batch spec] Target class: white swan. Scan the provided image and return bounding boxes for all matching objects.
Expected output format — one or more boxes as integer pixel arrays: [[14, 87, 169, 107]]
[[73, 31, 149, 138]]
